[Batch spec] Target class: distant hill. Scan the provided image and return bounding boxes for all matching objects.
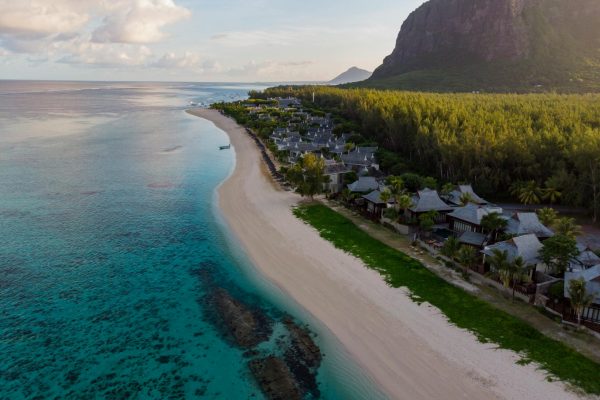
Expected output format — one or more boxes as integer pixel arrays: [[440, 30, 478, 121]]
[[363, 0, 600, 92], [328, 67, 372, 85]]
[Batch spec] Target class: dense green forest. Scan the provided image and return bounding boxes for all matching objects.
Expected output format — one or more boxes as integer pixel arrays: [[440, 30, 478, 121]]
[[259, 86, 600, 220]]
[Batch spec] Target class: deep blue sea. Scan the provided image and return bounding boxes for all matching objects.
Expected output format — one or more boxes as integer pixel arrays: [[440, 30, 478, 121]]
[[0, 81, 383, 399]]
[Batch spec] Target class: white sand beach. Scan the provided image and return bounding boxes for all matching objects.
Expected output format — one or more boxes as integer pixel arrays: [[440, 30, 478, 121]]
[[188, 108, 587, 400]]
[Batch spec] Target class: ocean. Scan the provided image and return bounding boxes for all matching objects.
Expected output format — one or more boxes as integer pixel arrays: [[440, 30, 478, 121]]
[[0, 81, 384, 399]]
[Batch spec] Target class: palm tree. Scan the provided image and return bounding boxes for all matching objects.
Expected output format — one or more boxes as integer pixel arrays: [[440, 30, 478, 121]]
[[509, 181, 525, 197], [441, 183, 455, 197], [395, 194, 413, 221], [518, 181, 542, 205], [379, 188, 392, 204], [340, 188, 354, 205], [481, 212, 508, 242], [441, 236, 461, 260], [567, 278, 595, 328], [544, 177, 563, 206], [543, 187, 562, 206], [388, 176, 405, 209], [459, 192, 475, 206], [510, 256, 528, 301], [553, 217, 582, 239], [422, 176, 438, 190], [457, 245, 477, 274], [419, 210, 439, 236], [537, 207, 558, 226], [488, 249, 510, 286]]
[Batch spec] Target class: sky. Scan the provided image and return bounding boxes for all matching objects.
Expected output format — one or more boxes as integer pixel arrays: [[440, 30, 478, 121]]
[[0, 0, 425, 82]]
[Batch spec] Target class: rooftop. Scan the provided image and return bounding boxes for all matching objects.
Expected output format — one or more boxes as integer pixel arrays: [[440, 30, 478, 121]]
[[482, 234, 543, 266], [448, 204, 503, 225], [459, 231, 488, 247], [446, 184, 488, 206], [348, 176, 379, 193], [505, 213, 554, 239], [409, 189, 453, 213]]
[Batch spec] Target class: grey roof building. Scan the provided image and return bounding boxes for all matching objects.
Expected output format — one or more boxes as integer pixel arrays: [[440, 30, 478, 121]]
[[459, 231, 488, 248], [570, 244, 600, 271], [276, 98, 301, 108], [341, 148, 377, 168], [348, 177, 379, 193], [447, 204, 503, 226], [446, 184, 488, 206], [505, 213, 554, 239], [362, 190, 388, 205], [482, 234, 543, 266], [564, 265, 600, 305], [409, 189, 453, 213]]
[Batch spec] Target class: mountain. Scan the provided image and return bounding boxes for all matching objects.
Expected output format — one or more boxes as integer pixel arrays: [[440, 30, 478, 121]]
[[365, 0, 600, 92], [328, 67, 372, 85]]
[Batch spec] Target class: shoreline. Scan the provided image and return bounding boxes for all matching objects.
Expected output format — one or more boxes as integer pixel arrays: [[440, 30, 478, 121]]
[[187, 108, 587, 400]]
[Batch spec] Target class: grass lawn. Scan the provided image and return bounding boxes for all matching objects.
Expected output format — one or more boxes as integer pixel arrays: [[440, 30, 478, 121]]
[[294, 203, 600, 395]]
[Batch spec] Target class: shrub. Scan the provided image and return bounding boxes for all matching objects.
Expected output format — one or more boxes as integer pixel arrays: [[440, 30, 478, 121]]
[[548, 281, 565, 299]]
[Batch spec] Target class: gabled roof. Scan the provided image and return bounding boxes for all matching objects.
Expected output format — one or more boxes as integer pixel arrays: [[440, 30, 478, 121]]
[[409, 189, 453, 213], [482, 234, 543, 265], [570, 247, 600, 270], [347, 176, 379, 193], [565, 265, 600, 303], [447, 204, 503, 226], [446, 184, 488, 206], [324, 163, 352, 175], [575, 265, 600, 282], [459, 231, 488, 247], [355, 146, 378, 154], [363, 190, 389, 205], [506, 213, 554, 238], [341, 149, 376, 166]]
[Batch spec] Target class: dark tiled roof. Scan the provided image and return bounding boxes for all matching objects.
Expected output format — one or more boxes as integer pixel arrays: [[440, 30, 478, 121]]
[[447, 184, 488, 206], [409, 189, 453, 213], [482, 234, 543, 265], [505, 213, 554, 238], [459, 231, 487, 247], [348, 177, 379, 192], [448, 204, 503, 225], [363, 190, 387, 205]]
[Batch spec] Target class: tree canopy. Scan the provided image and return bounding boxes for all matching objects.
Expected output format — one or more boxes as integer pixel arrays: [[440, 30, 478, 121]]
[[263, 86, 600, 218]]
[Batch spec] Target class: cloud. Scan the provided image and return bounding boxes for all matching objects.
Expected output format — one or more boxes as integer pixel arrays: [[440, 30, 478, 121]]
[[0, 0, 190, 59], [92, 0, 191, 44], [151, 52, 200, 69], [0, 0, 192, 69], [210, 30, 295, 47], [226, 60, 315, 80], [0, 0, 91, 39], [57, 41, 152, 67]]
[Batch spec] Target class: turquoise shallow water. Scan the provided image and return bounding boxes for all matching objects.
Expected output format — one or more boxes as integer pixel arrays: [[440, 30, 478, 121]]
[[0, 82, 384, 399]]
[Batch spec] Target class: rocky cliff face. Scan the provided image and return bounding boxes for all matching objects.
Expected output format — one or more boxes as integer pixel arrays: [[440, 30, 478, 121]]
[[370, 0, 600, 91]]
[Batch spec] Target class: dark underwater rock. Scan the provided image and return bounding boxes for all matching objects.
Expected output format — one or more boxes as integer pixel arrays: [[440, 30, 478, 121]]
[[283, 317, 322, 397], [248, 356, 302, 400], [210, 288, 272, 348]]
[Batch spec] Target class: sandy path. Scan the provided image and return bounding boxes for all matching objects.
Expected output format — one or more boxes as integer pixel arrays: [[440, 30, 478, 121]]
[[188, 108, 587, 400]]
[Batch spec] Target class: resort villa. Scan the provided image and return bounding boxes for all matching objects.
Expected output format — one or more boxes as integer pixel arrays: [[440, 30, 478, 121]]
[[407, 188, 454, 223], [506, 213, 554, 240], [347, 176, 380, 193], [482, 234, 544, 275], [362, 190, 392, 220], [445, 184, 489, 206]]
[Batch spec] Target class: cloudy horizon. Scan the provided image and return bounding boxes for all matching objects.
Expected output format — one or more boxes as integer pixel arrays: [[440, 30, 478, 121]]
[[0, 0, 423, 82]]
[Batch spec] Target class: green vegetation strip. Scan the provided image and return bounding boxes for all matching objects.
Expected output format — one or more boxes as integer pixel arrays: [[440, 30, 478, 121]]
[[294, 204, 600, 395]]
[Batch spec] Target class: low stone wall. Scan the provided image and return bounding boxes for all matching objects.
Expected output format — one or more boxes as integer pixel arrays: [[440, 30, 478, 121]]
[[381, 217, 414, 235]]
